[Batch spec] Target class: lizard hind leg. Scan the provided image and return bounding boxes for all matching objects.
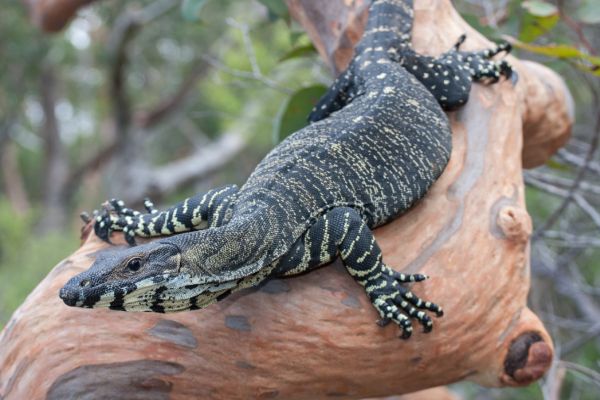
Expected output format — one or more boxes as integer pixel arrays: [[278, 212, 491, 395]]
[[283, 207, 444, 339]]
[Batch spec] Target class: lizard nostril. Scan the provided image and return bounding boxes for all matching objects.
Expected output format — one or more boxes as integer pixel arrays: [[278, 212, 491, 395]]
[[59, 287, 80, 306], [80, 279, 91, 288]]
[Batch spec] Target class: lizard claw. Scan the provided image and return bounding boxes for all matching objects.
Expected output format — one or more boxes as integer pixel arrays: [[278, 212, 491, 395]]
[[80, 211, 92, 224], [369, 266, 443, 338], [453, 33, 466, 50]]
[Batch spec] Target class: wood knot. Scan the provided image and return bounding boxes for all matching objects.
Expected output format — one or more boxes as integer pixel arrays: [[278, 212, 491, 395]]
[[497, 206, 532, 243], [503, 331, 553, 386]]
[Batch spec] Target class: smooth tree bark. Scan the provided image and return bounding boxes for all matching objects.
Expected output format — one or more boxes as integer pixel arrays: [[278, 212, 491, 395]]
[[1, 0, 572, 399]]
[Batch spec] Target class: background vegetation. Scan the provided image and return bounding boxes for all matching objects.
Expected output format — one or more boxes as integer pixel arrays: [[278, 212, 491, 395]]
[[0, 0, 598, 398]]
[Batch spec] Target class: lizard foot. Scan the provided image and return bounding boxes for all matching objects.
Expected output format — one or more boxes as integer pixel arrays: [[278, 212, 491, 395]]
[[458, 39, 515, 84], [92, 198, 152, 246], [404, 35, 514, 110], [368, 266, 443, 339]]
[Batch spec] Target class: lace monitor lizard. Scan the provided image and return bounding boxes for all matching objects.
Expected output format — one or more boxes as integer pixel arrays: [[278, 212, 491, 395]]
[[60, 0, 513, 339]]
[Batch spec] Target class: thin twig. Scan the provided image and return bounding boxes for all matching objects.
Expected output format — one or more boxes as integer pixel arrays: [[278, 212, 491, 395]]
[[558, 361, 600, 388], [225, 18, 262, 77], [108, 0, 178, 137], [572, 193, 600, 229], [134, 60, 210, 128], [556, 148, 600, 176], [201, 55, 292, 94], [557, 0, 597, 57], [541, 230, 600, 248], [526, 169, 600, 196], [202, 17, 292, 94], [533, 90, 600, 237]]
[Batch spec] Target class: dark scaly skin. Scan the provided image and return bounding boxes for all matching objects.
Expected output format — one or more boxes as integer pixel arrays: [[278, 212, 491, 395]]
[[60, 0, 513, 338]]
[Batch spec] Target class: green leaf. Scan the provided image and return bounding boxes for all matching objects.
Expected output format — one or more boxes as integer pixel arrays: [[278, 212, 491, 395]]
[[512, 40, 600, 62], [519, 1, 558, 42], [274, 85, 327, 143], [521, 1, 558, 17], [278, 43, 317, 63], [181, 0, 209, 22], [575, 63, 600, 76], [519, 13, 558, 43], [575, 0, 600, 24], [256, 0, 289, 20], [289, 31, 307, 46], [511, 39, 600, 75], [545, 159, 570, 172]]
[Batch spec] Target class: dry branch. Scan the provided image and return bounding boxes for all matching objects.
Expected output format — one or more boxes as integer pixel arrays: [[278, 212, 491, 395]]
[[134, 61, 209, 129], [0, 142, 31, 215], [39, 64, 69, 232], [123, 131, 247, 203], [0, 0, 573, 399], [108, 0, 178, 139]]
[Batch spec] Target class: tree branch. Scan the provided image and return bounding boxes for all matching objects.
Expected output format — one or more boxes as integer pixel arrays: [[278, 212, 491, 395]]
[[533, 86, 600, 237], [38, 64, 69, 232], [145, 132, 245, 199], [107, 0, 178, 138], [0, 141, 31, 215], [134, 60, 209, 129], [62, 140, 120, 203]]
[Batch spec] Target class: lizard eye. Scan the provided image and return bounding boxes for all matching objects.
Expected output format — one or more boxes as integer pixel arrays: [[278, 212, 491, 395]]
[[126, 257, 142, 272]]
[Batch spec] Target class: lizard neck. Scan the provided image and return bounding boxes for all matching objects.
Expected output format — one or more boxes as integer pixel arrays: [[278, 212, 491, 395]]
[[160, 204, 277, 282], [355, 0, 413, 58]]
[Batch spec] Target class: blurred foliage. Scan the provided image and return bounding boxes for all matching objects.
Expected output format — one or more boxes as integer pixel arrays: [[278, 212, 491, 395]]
[[180, 0, 209, 21], [0, 0, 599, 398], [520, 1, 559, 42], [456, 1, 600, 399], [0, 0, 327, 330], [275, 84, 327, 142], [0, 200, 78, 324]]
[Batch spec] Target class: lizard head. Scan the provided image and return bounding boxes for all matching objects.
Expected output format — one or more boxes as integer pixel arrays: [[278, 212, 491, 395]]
[[59, 239, 236, 312], [59, 241, 185, 311]]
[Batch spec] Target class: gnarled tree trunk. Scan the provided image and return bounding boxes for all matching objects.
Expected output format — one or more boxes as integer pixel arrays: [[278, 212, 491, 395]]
[[1, 0, 572, 399]]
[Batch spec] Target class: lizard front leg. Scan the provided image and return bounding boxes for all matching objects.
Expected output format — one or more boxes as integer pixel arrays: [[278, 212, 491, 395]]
[[275, 207, 443, 339], [93, 184, 238, 246]]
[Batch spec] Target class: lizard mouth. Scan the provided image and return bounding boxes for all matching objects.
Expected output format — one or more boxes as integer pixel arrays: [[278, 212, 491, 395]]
[[60, 280, 142, 308], [59, 286, 81, 306], [119, 279, 238, 312], [79, 274, 237, 311]]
